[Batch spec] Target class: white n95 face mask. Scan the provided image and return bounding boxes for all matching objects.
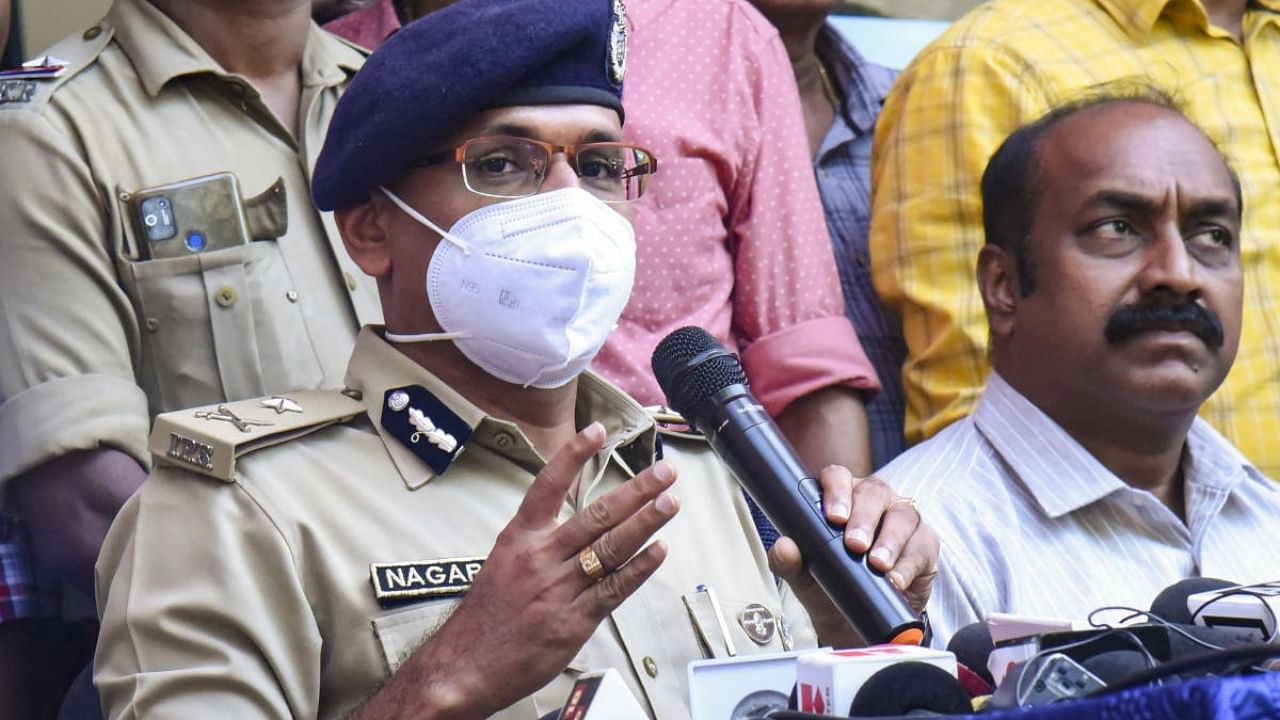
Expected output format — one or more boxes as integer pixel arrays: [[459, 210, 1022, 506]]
[[381, 186, 637, 388]]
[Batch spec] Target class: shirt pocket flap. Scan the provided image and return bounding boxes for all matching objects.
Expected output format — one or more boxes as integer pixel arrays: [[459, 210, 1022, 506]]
[[371, 601, 455, 676], [370, 600, 590, 715]]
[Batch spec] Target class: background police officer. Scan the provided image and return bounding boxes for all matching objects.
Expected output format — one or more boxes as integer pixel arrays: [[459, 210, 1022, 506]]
[[95, 1, 939, 717]]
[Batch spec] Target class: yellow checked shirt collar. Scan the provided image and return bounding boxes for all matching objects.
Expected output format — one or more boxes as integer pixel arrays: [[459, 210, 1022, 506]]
[[106, 0, 361, 99], [1096, 0, 1280, 37], [343, 326, 657, 490]]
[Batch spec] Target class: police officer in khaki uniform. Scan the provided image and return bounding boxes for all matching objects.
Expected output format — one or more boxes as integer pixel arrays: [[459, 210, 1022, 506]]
[[0, 0, 381, 614], [95, 1, 940, 717]]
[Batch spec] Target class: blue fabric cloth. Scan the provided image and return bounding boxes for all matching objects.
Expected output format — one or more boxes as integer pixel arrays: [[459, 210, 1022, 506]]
[[314, 0, 627, 210], [0, 513, 36, 621], [814, 24, 906, 470], [745, 493, 779, 551], [977, 672, 1280, 720]]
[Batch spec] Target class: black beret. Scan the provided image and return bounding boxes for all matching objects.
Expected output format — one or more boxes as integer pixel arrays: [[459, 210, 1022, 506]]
[[313, 0, 629, 211]]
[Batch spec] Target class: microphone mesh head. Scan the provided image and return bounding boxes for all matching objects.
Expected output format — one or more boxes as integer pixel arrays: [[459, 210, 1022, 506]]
[[1150, 577, 1235, 624], [651, 326, 748, 422]]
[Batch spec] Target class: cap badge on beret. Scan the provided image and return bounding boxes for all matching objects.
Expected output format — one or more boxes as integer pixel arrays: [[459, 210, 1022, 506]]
[[608, 0, 628, 86]]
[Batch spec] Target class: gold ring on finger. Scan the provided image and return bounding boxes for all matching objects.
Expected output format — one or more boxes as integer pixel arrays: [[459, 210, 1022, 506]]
[[578, 546, 606, 581], [887, 496, 919, 517]]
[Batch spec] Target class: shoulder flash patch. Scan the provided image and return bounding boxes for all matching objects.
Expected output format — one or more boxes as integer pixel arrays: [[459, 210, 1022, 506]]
[[149, 389, 364, 481], [370, 556, 485, 607], [0, 22, 114, 113], [380, 386, 472, 476], [0, 81, 35, 105]]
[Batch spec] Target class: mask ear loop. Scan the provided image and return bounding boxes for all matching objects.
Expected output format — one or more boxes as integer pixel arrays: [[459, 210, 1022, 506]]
[[383, 329, 471, 344], [377, 187, 475, 344], [378, 187, 472, 256]]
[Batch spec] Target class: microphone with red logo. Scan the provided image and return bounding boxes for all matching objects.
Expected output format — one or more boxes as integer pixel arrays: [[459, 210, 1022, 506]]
[[651, 326, 926, 646]]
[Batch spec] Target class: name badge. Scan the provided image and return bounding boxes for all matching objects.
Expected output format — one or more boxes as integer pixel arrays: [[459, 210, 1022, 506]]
[[370, 557, 485, 607]]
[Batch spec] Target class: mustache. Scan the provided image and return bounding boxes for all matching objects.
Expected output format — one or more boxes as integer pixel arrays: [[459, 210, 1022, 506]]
[[1104, 301, 1225, 349]]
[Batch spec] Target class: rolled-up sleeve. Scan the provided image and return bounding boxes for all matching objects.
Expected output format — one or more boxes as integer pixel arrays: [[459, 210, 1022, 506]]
[[740, 317, 878, 418], [0, 111, 150, 486], [728, 27, 880, 417]]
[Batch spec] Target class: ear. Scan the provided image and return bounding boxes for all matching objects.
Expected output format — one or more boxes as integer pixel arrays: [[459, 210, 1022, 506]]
[[335, 195, 393, 279], [977, 245, 1020, 339]]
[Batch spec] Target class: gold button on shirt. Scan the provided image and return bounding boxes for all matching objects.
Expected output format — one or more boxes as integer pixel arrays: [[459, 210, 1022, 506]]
[[871, 0, 1280, 474], [95, 329, 818, 719], [0, 0, 382, 488]]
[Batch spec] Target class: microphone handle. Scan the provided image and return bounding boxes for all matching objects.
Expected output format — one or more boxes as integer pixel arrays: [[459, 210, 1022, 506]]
[[698, 385, 926, 646]]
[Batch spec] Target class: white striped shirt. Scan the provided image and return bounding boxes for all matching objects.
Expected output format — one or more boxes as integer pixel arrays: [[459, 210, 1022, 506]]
[[879, 372, 1280, 647]]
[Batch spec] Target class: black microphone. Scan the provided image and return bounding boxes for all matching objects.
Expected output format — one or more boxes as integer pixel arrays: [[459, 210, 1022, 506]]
[[848, 662, 972, 717], [1149, 577, 1235, 624], [651, 326, 925, 645], [945, 623, 995, 686]]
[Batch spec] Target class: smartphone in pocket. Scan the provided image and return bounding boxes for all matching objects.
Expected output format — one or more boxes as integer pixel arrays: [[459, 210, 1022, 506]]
[[129, 172, 251, 259]]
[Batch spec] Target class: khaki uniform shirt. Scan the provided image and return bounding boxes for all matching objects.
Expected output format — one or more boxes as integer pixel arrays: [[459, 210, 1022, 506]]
[[95, 328, 818, 719], [0, 0, 381, 490]]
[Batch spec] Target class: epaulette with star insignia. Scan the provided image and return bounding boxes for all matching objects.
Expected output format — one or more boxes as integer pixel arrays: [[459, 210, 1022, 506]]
[[148, 389, 364, 482]]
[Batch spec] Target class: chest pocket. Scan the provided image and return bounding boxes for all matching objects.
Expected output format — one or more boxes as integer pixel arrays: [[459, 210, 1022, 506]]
[[371, 601, 589, 718], [119, 234, 325, 413]]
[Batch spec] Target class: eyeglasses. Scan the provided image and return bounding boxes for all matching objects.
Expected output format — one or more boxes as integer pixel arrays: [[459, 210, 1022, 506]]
[[415, 135, 658, 203]]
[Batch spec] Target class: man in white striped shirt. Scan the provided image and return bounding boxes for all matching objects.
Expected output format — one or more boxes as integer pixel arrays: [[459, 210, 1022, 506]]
[[879, 87, 1280, 647]]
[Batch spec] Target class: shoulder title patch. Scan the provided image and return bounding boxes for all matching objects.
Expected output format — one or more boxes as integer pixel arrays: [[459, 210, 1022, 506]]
[[0, 80, 35, 104], [370, 557, 485, 607]]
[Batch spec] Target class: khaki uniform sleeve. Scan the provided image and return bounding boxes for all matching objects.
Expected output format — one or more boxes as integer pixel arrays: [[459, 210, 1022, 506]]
[[868, 44, 1050, 442], [94, 466, 321, 718], [0, 110, 151, 485]]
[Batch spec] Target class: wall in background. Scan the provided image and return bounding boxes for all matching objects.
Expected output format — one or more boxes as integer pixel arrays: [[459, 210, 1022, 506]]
[[830, 16, 949, 70], [19, 0, 110, 56]]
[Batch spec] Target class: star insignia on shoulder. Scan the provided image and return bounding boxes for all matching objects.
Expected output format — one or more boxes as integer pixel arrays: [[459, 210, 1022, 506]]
[[261, 396, 303, 414]]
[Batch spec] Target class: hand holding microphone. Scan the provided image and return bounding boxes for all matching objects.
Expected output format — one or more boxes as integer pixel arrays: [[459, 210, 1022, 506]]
[[651, 326, 936, 646], [767, 465, 937, 648]]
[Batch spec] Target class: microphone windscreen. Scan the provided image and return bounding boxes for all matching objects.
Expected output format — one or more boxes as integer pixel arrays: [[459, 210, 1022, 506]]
[[1150, 577, 1235, 624], [847, 661, 971, 717], [1080, 649, 1149, 685], [945, 622, 995, 686], [650, 326, 746, 420]]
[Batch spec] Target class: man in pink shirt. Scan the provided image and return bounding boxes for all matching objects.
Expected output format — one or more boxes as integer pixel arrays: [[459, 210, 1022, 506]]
[[323, 0, 878, 476]]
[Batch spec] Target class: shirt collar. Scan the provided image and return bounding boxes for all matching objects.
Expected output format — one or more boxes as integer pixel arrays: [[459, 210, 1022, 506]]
[[107, 0, 361, 99], [1095, 0, 1280, 38], [343, 326, 656, 490], [815, 22, 896, 138], [1094, 0, 1178, 35], [1181, 415, 1260, 495], [973, 372, 1132, 518], [973, 372, 1260, 517]]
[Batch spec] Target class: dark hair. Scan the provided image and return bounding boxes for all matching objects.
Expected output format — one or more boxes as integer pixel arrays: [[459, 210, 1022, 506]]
[[979, 81, 1241, 296]]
